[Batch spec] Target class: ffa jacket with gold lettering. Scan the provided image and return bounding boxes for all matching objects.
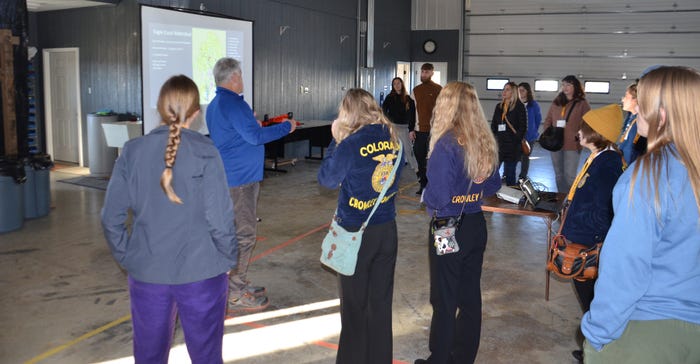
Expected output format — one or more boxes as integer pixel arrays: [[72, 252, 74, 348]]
[[423, 131, 501, 218], [318, 124, 403, 228], [561, 150, 624, 247]]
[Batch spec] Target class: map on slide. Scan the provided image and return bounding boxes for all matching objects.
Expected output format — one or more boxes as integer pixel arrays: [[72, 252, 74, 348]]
[[192, 28, 226, 104]]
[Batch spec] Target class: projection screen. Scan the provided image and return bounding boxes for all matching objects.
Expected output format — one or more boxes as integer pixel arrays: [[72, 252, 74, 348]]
[[141, 5, 253, 134]]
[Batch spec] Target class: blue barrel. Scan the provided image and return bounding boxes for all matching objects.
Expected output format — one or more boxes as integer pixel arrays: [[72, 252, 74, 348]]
[[0, 158, 26, 233], [23, 154, 53, 219]]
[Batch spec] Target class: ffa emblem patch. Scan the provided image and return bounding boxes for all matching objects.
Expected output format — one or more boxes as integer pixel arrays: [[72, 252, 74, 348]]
[[371, 153, 397, 192]]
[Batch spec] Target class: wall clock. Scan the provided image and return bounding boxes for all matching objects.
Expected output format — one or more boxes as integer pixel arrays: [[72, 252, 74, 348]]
[[423, 39, 437, 54]]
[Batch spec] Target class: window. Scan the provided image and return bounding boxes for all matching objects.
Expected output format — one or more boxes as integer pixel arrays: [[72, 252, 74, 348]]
[[486, 78, 509, 91], [584, 81, 610, 94], [535, 79, 559, 92]]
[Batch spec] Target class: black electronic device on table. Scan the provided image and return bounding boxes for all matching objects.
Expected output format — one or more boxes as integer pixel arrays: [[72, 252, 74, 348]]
[[519, 178, 561, 212]]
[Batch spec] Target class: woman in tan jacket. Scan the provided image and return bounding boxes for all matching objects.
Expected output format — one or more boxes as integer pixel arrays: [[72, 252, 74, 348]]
[[541, 75, 591, 193]]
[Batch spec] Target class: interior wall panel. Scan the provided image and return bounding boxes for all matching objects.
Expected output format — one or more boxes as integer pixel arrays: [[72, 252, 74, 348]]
[[465, 0, 700, 119]]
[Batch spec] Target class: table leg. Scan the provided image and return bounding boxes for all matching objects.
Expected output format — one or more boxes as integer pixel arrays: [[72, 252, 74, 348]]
[[545, 217, 553, 301]]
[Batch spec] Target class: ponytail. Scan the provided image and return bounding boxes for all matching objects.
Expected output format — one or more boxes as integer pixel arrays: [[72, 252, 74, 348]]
[[160, 123, 183, 204], [156, 75, 200, 204]]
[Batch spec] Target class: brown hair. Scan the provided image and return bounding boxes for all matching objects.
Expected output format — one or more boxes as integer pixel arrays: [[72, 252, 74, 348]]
[[554, 75, 586, 106], [157, 75, 200, 204], [580, 122, 617, 152]]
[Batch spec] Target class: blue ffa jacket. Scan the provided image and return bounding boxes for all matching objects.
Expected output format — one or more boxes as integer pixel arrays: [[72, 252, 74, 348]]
[[101, 126, 238, 285], [318, 124, 403, 228], [423, 132, 501, 217], [206, 87, 291, 187], [582, 147, 700, 350], [561, 150, 624, 246], [617, 113, 646, 165]]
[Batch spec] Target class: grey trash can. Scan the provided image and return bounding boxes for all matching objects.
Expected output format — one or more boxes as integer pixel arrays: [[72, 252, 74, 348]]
[[0, 158, 26, 233], [23, 153, 53, 219], [87, 113, 118, 176]]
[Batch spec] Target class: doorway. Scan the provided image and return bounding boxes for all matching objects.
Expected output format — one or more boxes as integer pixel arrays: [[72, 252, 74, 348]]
[[396, 61, 411, 91], [411, 61, 448, 90], [43, 48, 83, 165]]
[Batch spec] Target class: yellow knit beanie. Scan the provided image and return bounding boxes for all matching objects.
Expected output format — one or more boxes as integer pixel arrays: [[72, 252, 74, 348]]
[[582, 104, 623, 143]]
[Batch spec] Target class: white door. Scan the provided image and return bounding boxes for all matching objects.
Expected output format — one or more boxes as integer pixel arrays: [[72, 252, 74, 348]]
[[44, 48, 82, 165], [396, 61, 411, 90], [411, 61, 448, 90]]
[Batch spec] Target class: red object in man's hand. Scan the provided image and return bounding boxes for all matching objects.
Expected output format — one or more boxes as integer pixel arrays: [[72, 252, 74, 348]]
[[261, 112, 300, 127]]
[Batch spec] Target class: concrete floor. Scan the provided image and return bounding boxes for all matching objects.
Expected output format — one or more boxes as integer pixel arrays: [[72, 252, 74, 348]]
[[1, 145, 586, 364]]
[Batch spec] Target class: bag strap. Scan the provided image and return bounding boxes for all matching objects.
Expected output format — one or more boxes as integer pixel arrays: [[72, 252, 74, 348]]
[[564, 100, 579, 123], [503, 116, 518, 136], [433, 180, 474, 225], [357, 139, 403, 230]]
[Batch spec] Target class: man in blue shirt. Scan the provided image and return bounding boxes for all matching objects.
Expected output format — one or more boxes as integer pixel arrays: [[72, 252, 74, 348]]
[[206, 57, 297, 314]]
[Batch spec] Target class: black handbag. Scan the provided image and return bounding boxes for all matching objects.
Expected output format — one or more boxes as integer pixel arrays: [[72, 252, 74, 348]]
[[539, 126, 564, 151], [539, 100, 578, 152]]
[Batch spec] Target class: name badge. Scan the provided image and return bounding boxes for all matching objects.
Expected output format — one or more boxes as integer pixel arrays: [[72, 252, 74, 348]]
[[556, 119, 566, 128], [498, 124, 506, 132]]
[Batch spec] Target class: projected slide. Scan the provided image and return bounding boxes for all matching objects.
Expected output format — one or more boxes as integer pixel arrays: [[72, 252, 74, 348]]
[[141, 6, 253, 134]]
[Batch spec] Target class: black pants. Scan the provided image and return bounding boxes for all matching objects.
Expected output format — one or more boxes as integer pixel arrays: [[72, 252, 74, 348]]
[[414, 131, 430, 189], [336, 220, 397, 364], [427, 212, 487, 364], [519, 152, 530, 179]]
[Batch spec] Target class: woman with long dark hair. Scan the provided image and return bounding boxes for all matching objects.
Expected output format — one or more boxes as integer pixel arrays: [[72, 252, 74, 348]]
[[541, 75, 591, 192]]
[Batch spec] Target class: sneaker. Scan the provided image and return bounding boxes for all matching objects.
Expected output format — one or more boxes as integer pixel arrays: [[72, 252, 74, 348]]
[[245, 285, 266, 298], [227, 293, 270, 316], [571, 349, 583, 363]]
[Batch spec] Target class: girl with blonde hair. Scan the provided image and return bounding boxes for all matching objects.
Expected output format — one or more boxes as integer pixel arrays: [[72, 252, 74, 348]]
[[102, 75, 237, 363], [581, 66, 700, 363], [415, 82, 501, 364], [318, 88, 402, 364], [490, 81, 527, 186]]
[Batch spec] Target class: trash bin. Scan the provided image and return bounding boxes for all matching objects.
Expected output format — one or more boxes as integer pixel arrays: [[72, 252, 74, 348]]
[[0, 158, 26, 233], [87, 113, 118, 176], [23, 153, 53, 219]]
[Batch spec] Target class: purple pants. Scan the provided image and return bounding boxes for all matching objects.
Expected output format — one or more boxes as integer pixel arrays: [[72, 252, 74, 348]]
[[128, 273, 228, 364]]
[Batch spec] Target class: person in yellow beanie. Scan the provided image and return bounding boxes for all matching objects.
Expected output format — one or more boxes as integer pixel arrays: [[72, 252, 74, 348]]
[[559, 103, 626, 363]]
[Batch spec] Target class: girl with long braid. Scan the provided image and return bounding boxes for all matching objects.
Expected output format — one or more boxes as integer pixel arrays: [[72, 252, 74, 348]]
[[101, 75, 237, 363]]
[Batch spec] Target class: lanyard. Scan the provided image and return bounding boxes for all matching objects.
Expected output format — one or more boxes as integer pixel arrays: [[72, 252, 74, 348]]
[[566, 151, 598, 201], [560, 104, 567, 118], [618, 116, 637, 143], [567, 147, 625, 201], [501, 101, 510, 121]]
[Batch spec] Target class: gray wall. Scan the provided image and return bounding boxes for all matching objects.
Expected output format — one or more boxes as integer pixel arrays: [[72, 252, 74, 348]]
[[31, 0, 413, 165]]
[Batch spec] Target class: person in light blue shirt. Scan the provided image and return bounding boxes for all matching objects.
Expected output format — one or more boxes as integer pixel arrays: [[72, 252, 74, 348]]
[[581, 66, 700, 363], [206, 57, 297, 315]]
